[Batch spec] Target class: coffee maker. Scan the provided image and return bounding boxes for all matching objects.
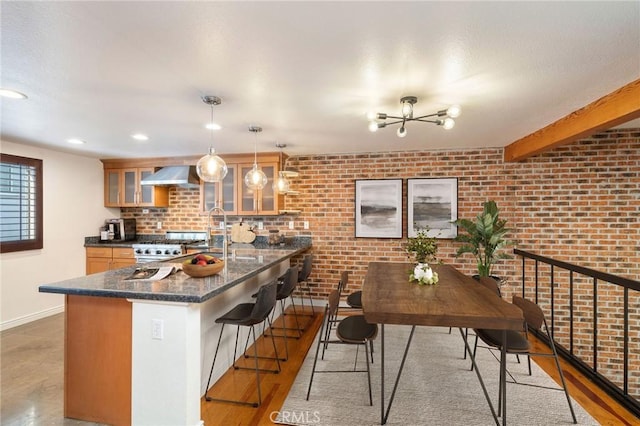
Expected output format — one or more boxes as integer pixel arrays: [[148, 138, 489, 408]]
[[102, 218, 137, 241]]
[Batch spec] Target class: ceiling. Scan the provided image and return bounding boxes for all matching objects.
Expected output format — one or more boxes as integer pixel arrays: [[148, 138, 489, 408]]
[[2, 1, 639, 159]]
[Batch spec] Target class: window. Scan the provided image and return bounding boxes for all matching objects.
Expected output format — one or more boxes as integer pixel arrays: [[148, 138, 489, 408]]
[[0, 154, 43, 253]]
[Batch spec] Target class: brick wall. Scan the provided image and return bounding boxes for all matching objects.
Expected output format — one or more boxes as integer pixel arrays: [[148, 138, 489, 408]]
[[123, 128, 638, 292], [123, 128, 639, 397]]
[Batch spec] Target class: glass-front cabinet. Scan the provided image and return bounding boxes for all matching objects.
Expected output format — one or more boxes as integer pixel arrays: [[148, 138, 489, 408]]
[[238, 163, 277, 215], [104, 168, 169, 207], [201, 165, 237, 214], [199, 155, 282, 215]]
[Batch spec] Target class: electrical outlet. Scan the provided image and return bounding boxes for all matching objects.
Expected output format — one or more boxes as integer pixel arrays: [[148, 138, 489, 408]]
[[288, 221, 295, 230], [142, 209, 149, 214], [152, 319, 164, 340], [303, 221, 309, 230], [257, 222, 264, 230], [156, 221, 162, 229]]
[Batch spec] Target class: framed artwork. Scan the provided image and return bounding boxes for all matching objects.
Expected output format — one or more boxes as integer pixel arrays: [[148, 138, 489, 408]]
[[355, 179, 403, 238], [407, 178, 458, 239]]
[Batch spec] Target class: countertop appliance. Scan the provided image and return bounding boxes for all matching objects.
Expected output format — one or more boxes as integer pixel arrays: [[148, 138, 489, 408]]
[[105, 218, 137, 241], [132, 231, 206, 263]]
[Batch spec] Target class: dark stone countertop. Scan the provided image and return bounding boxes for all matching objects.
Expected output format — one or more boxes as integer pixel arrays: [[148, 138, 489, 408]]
[[84, 235, 312, 251], [41, 244, 311, 303]]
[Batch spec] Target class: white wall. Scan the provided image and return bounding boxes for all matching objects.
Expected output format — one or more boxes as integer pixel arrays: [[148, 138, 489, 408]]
[[1, 140, 119, 329]]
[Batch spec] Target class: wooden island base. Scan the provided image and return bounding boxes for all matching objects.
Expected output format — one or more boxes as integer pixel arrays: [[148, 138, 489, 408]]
[[65, 295, 132, 425]]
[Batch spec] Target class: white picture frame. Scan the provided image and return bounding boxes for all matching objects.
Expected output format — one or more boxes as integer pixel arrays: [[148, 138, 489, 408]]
[[355, 179, 403, 238], [407, 178, 458, 239]]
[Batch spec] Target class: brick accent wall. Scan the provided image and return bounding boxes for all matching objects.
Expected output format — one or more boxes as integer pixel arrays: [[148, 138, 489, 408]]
[[122, 128, 639, 397]]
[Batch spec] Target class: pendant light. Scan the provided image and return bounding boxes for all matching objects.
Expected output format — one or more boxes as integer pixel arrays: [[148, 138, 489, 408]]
[[244, 126, 268, 190], [273, 143, 291, 193], [196, 96, 228, 182]]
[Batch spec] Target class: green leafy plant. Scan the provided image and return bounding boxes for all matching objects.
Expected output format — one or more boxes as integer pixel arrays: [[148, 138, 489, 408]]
[[453, 200, 511, 277], [406, 226, 438, 264]]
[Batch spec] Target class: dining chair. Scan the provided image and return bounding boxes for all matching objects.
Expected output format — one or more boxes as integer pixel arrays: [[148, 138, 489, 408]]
[[473, 295, 577, 424], [204, 281, 280, 407], [458, 276, 503, 359], [306, 290, 378, 406]]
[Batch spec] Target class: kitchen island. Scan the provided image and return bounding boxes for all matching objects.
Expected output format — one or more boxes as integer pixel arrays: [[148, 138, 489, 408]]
[[39, 243, 311, 426]]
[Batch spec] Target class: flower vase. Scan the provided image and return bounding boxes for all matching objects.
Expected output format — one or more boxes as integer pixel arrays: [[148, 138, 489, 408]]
[[410, 262, 439, 285]]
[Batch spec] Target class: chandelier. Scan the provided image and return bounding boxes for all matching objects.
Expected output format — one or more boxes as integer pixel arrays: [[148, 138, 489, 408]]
[[196, 96, 228, 182], [244, 126, 268, 190], [368, 96, 461, 138]]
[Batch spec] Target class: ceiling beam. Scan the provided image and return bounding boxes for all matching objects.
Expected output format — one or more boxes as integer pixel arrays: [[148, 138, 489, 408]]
[[504, 78, 640, 162]]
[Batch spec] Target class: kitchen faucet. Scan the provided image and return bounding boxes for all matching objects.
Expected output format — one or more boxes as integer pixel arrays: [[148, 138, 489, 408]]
[[206, 205, 228, 262]]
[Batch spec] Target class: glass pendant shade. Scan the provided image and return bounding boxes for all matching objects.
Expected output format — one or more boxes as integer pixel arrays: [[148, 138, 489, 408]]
[[197, 147, 228, 182], [244, 164, 268, 190], [273, 172, 290, 193]]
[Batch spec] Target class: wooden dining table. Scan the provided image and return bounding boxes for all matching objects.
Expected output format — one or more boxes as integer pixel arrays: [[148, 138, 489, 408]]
[[363, 262, 524, 426]]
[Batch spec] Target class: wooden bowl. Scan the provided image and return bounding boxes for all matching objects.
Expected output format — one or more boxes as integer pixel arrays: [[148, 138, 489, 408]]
[[182, 259, 225, 278]]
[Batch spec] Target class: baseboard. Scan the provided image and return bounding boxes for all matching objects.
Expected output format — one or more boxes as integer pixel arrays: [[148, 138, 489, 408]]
[[0, 305, 65, 331]]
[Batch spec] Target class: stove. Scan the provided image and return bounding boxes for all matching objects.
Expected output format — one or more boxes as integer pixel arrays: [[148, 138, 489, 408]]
[[132, 231, 206, 263]]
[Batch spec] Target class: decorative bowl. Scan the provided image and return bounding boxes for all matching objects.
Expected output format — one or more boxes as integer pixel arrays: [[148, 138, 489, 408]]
[[182, 257, 225, 278]]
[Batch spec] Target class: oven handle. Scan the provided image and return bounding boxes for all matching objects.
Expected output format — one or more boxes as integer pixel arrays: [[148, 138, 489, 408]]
[[135, 257, 173, 263]]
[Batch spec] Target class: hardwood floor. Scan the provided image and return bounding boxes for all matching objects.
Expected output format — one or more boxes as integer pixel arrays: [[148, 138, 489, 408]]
[[1, 308, 637, 425]]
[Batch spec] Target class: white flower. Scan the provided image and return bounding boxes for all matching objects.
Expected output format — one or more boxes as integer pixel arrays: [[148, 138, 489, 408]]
[[410, 263, 439, 285]]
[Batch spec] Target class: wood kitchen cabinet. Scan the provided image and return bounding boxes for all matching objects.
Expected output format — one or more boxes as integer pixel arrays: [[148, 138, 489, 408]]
[[86, 246, 136, 275], [201, 164, 238, 213], [238, 162, 278, 215], [104, 168, 169, 207], [200, 154, 282, 215]]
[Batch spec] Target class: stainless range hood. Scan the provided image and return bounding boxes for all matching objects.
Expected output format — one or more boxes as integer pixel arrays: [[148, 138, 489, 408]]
[[140, 166, 200, 187]]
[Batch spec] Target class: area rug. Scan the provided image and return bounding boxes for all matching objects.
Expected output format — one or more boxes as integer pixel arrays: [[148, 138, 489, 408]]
[[275, 325, 597, 425]]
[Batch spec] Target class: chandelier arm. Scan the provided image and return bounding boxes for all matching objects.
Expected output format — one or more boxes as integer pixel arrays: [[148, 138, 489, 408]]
[[411, 112, 440, 120], [383, 115, 406, 121], [413, 118, 441, 124], [381, 119, 405, 126]]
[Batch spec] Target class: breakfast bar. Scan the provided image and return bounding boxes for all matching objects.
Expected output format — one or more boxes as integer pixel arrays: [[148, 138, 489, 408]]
[[39, 244, 310, 426]]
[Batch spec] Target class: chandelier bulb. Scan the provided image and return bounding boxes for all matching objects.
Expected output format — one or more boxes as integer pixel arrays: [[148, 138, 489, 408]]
[[447, 105, 462, 118], [368, 121, 379, 132], [397, 126, 407, 138], [401, 102, 413, 119], [442, 118, 455, 130]]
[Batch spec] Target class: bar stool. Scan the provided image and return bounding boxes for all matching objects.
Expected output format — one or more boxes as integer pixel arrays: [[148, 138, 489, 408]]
[[261, 267, 302, 360], [296, 254, 315, 316], [204, 281, 280, 407], [274, 254, 315, 331]]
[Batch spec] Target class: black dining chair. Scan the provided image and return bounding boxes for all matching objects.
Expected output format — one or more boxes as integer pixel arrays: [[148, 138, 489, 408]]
[[473, 295, 577, 424], [204, 281, 280, 407], [306, 290, 378, 406]]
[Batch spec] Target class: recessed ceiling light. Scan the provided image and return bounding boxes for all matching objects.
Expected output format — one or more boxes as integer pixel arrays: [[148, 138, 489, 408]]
[[205, 123, 221, 130], [0, 88, 28, 99], [131, 133, 149, 141], [67, 138, 86, 145]]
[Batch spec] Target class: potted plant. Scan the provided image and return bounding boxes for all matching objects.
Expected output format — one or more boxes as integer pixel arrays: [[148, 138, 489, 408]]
[[453, 200, 511, 278], [406, 226, 438, 264], [406, 226, 439, 285]]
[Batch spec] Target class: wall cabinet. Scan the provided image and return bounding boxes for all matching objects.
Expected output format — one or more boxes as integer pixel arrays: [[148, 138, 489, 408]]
[[104, 168, 169, 207], [86, 246, 136, 275], [200, 156, 282, 216]]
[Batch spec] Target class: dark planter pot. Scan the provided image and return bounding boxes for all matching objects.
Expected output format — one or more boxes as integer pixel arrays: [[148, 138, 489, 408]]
[[472, 275, 502, 282]]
